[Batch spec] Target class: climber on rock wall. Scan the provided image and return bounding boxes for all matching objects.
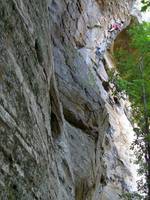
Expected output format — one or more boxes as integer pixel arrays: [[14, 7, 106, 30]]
[[108, 21, 124, 32], [95, 47, 101, 56]]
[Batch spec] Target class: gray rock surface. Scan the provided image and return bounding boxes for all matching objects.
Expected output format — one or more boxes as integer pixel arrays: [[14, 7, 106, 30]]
[[0, 0, 138, 199]]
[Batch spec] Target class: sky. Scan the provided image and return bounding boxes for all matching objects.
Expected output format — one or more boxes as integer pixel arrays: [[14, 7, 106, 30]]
[[142, 11, 150, 21]]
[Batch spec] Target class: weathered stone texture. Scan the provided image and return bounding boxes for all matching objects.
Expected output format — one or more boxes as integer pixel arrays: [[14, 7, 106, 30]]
[[0, 0, 63, 199], [0, 0, 137, 199]]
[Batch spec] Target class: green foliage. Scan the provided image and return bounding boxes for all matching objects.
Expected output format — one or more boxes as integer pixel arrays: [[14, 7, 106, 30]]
[[114, 22, 150, 198], [114, 23, 150, 116], [119, 191, 142, 200], [115, 78, 128, 92], [128, 22, 150, 54], [141, 0, 150, 11]]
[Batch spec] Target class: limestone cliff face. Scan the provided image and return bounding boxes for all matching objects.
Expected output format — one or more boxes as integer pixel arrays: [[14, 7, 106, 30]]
[[0, 0, 137, 199]]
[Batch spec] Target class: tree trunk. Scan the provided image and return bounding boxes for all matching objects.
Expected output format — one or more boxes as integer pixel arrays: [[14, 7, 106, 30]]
[[139, 57, 150, 199]]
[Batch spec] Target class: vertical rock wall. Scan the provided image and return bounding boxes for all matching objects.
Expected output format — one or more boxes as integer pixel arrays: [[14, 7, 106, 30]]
[[0, 0, 64, 199], [0, 0, 138, 199], [49, 0, 138, 199]]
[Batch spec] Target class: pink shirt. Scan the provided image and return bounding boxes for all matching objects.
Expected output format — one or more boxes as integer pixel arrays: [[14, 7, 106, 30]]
[[112, 23, 121, 30]]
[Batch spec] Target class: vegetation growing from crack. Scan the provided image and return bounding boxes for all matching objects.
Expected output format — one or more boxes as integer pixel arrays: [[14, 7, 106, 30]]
[[114, 22, 150, 199], [119, 191, 142, 200]]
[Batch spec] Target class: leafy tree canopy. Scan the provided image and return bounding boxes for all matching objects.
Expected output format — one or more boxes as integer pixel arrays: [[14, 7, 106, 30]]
[[114, 22, 150, 120], [141, 0, 150, 11], [114, 22, 150, 198]]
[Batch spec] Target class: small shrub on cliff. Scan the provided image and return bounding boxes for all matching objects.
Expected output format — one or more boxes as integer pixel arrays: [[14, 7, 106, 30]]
[[119, 191, 142, 200]]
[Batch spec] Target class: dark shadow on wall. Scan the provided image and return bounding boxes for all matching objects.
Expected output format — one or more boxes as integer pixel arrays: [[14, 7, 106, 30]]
[[50, 75, 64, 139]]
